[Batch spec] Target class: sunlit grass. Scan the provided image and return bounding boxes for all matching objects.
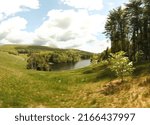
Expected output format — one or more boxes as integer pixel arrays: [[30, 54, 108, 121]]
[[0, 46, 150, 107]]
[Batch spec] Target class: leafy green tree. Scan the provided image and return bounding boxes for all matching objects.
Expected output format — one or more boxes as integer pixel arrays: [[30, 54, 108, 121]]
[[109, 51, 134, 82], [26, 49, 85, 71], [26, 53, 51, 71]]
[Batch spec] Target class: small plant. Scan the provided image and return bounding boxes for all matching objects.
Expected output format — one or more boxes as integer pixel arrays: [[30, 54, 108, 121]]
[[109, 51, 134, 82], [135, 50, 144, 63]]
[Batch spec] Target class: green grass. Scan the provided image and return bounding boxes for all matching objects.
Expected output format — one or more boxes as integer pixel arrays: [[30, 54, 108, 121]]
[[0, 50, 112, 107], [0, 45, 150, 107], [0, 44, 92, 56]]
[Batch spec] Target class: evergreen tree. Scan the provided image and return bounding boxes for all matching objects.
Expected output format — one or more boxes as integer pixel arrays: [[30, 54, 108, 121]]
[[104, 0, 150, 62]]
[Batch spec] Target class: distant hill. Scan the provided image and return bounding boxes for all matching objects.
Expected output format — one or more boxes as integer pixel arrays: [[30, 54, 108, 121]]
[[0, 44, 93, 57]]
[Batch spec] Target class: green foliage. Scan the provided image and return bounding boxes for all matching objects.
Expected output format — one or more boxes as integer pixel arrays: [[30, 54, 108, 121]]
[[109, 51, 134, 82], [91, 54, 99, 64], [26, 50, 87, 71], [135, 50, 144, 63], [99, 47, 111, 61], [133, 62, 150, 76], [8, 51, 18, 55], [0, 45, 92, 72], [27, 53, 51, 71], [91, 48, 111, 64], [0, 45, 92, 58], [104, 0, 150, 61]]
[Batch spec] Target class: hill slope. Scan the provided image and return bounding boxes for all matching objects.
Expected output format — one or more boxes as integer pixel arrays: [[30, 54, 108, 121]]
[[0, 44, 92, 57], [0, 45, 150, 107]]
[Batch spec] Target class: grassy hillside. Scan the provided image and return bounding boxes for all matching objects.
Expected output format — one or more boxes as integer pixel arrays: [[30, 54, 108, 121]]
[[0, 44, 92, 57], [0, 45, 150, 107]]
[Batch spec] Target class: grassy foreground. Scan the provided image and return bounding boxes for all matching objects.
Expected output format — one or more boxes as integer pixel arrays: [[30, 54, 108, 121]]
[[0, 46, 150, 107]]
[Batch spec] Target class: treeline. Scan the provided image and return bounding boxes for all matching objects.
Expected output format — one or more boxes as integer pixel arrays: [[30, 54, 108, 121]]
[[0, 45, 92, 71], [91, 48, 111, 63], [104, 0, 150, 62], [27, 50, 92, 71]]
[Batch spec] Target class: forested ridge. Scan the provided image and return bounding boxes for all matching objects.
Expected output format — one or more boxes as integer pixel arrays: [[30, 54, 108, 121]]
[[104, 0, 150, 62], [0, 45, 92, 71], [26, 50, 91, 71]]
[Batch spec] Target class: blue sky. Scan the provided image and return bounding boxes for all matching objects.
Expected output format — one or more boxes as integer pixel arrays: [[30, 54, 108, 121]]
[[0, 0, 129, 53]]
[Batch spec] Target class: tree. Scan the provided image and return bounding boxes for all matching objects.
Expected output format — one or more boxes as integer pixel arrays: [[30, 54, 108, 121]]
[[109, 51, 134, 82], [26, 53, 51, 71], [26, 50, 84, 71], [104, 0, 150, 62], [125, 0, 143, 61], [104, 7, 129, 53], [142, 0, 150, 60]]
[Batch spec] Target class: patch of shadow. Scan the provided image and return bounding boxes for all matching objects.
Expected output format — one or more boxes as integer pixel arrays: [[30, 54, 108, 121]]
[[94, 68, 116, 82]]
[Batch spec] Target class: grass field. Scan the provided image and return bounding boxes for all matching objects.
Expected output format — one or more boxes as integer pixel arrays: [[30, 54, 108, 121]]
[[0, 45, 150, 107]]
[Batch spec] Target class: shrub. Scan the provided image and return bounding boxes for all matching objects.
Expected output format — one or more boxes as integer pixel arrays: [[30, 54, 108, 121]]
[[109, 51, 134, 82]]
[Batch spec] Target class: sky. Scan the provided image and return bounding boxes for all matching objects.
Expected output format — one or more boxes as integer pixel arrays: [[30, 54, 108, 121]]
[[0, 0, 129, 53]]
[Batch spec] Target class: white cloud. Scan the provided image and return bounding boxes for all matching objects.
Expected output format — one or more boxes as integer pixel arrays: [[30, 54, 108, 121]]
[[0, 10, 108, 53], [0, 0, 39, 44], [4, 31, 35, 45], [0, 0, 111, 53], [77, 40, 111, 53], [0, 0, 39, 20], [34, 9, 107, 52], [0, 16, 27, 31], [61, 0, 103, 10], [0, 16, 34, 44]]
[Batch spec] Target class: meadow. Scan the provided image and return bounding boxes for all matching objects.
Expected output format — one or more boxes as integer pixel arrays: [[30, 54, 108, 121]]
[[0, 45, 150, 107]]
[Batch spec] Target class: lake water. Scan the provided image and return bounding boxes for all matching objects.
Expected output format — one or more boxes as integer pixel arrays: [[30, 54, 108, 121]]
[[51, 59, 91, 71]]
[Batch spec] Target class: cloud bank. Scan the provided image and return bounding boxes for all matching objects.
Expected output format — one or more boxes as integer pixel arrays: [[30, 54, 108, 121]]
[[34, 10, 106, 51], [0, 16, 35, 44], [0, 0, 111, 53], [0, 0, 39, 21]]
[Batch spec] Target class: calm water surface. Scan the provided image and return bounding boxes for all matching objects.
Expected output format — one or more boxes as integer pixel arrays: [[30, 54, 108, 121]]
[[51, 59, 91, 71]]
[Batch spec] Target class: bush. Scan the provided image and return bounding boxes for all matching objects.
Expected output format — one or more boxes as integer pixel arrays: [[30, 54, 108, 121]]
[[109, 51, 134, 82]]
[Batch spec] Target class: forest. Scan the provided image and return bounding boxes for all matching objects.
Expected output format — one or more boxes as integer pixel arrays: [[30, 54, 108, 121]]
[[12, 46, 92, 71], [26, 50, 91, 71], [103, 0, 150, 62]]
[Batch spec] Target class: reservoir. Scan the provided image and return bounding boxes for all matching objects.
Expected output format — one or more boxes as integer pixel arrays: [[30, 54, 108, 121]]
[[51, 59, 91, 71]]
